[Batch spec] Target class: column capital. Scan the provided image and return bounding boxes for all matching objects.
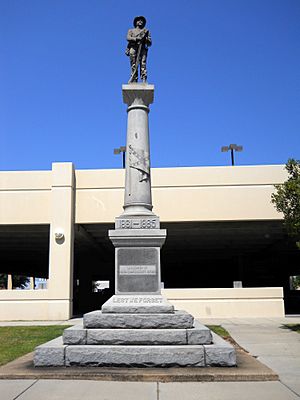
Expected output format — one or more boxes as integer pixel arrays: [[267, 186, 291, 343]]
[[122, 83, 154, 106]]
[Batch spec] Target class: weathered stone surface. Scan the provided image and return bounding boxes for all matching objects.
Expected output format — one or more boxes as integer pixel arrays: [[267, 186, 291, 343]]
[[63, 325, 86, 345], [34, 337, 66, 367], [87, 328, 187, 345], [33, 322, 236, 368], [187, 321, 213, 345], [109, 229, 166, 248], [101, 295, 174, 314], [66, 345, 205, 367], [116, 247, 160, 294], [204, 333, 236, 367], [83, 310, 194, 329], [122, 84, 154, 107], [115, 216, 160, 230], [109, 229, 167, 296]]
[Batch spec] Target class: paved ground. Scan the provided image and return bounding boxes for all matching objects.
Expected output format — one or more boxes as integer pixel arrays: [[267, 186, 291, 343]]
[[0, 316, 300, 399], [202, 316, 300, 399]]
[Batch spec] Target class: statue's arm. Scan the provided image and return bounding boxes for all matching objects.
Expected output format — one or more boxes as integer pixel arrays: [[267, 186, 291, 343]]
[[146, 30, 152, 47], [127, 29, 136, 43], [127, 29, 152, 46]]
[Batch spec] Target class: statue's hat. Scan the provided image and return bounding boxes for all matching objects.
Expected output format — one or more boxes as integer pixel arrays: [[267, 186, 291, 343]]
[[133, 16, 146, 28]]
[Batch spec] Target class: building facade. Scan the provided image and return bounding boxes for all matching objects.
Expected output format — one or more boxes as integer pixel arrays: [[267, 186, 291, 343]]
[[0, 163, 299, 320]]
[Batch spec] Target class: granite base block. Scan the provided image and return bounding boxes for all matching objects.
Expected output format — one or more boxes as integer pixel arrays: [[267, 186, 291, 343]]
[[65, 345, 205, 367], [187, 321, 213, 345], [63, 325, 86, 345], [34, 333, 236, 367], [83, 310, 194, 329], [204, 333, 236, 367], [86, 328, 186, 345], [101, 295, 174, 314], [34, 312, 236, 368], [34, 337, 66, 367], [63, 322, 213, 346]]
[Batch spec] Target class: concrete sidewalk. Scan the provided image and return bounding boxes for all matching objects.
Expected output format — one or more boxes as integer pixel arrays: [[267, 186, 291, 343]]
[[1, 316, 300, 399], [211, 316, 300, 397]]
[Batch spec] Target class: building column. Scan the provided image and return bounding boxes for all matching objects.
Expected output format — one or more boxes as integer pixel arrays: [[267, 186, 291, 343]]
[[7, 274, 12, 290], [29, 277, 35, 290], [48, 162, 75, 319]]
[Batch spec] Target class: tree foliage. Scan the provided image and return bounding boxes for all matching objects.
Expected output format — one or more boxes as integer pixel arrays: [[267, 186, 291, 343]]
[[291, 275, 300, 290], [0, 274, 7, 289], [271, 159, 300, 249], [0, 274, 30, 289]]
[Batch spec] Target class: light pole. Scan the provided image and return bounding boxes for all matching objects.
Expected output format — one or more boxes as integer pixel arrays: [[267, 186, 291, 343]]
[[221, 144, 243, 166], [113, 146, 126, 168]]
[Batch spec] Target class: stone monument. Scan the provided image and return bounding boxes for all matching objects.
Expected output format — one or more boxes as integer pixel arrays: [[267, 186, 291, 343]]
[[34, 17, 236, 368]]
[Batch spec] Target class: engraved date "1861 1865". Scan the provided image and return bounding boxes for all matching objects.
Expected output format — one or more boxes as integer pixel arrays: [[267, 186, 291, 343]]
[[116, 218, 159, 229]]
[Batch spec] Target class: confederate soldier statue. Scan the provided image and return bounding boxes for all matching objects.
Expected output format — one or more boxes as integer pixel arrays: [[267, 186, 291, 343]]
[[126, 16, 152, 83]]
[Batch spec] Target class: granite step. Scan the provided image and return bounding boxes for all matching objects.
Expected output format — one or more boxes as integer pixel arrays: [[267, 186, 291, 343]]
[[83, 309, 194, 329], [34, 333, 236, 368], [63, 321, 212, 345], [65, 344, 206, 367]]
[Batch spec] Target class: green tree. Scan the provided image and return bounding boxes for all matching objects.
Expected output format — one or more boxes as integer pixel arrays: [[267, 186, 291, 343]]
[[291, 275, 300, 290], [0, 274, 30, 289], [0, 274, 7, 289], [271, 159, 300, 249], [12, 275, 30, 289]]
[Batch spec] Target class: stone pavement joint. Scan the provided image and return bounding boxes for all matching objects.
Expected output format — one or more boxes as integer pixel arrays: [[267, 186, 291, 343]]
[[280, 381, 300, 399], [11, 379, 38, 400]]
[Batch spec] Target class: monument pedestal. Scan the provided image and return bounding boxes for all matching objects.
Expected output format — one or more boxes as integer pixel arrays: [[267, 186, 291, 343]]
[[109, 228, 166, 291], [104, 227, 175, 313], [34, 83, 236, 368]]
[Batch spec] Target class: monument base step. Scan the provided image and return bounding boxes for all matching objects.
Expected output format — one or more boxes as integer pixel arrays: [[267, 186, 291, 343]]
[[63, 320, 212, 345], [34, 333, 236, 368], [65, 344, 205, 367], [83, 309, 194, 329]]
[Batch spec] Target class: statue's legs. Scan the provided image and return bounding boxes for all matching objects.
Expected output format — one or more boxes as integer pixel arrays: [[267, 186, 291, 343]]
[[129, 48, 138, 82], [140, 49, 148, 82]]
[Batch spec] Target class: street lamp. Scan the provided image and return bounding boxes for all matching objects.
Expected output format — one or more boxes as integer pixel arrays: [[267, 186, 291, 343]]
[[113, 146, 126, 168], [221, 144, 243, 166]]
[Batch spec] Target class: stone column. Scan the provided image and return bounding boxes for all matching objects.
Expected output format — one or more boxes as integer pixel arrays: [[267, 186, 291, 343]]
[[105, 84, 172, 313], [122, 84, 154, 216]]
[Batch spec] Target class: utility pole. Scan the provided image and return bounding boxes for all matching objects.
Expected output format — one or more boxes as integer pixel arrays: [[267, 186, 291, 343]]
[[221, 144, 243, 166]]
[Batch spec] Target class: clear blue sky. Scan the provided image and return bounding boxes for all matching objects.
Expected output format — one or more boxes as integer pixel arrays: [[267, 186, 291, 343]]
[[1, 0, 299, 171]]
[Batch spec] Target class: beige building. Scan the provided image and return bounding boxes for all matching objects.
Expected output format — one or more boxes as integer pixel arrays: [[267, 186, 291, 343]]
[[0, 163, 299, 320]]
